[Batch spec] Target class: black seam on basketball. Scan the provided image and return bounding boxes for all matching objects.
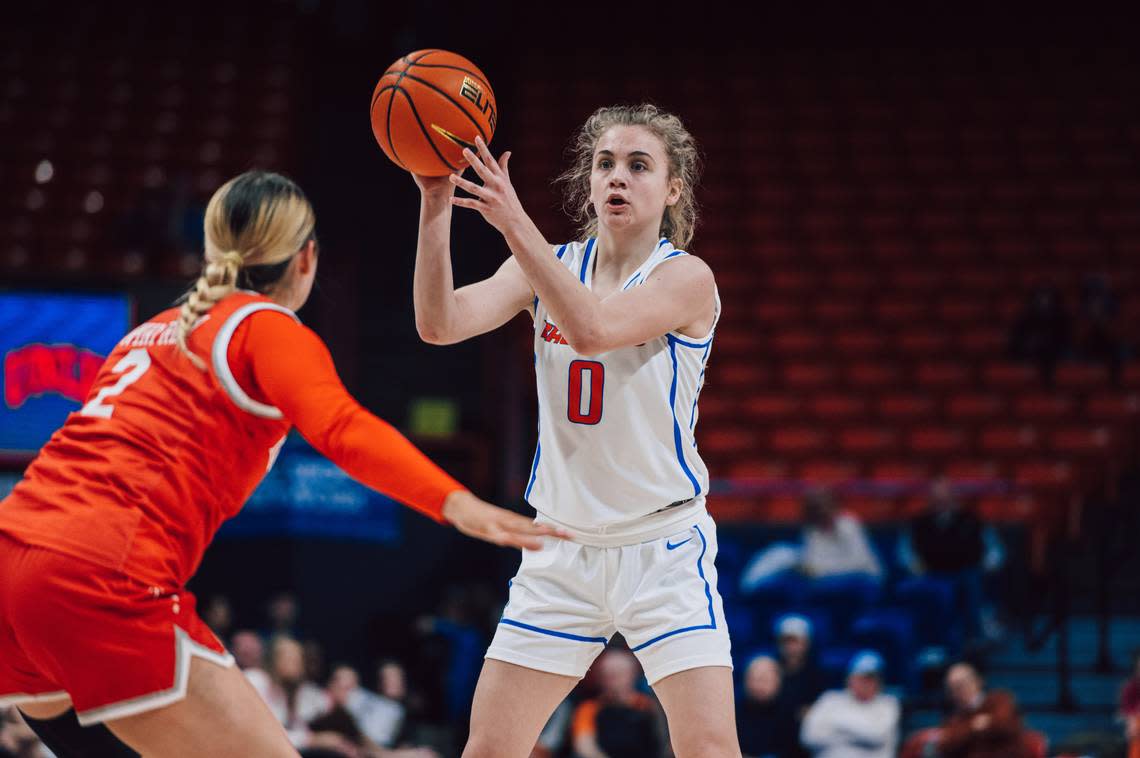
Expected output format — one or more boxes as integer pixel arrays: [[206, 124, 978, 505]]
[[371, 84, 396, 112], [392, 50, 435, 93], [397, 71, 490, 142], [405, 62, 492, 93], [397, 88, 458, 173], [385, 87, 407, 170]]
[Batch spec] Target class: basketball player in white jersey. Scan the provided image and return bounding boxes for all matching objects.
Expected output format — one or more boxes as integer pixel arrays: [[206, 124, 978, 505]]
[[411, 104, 738, 757]]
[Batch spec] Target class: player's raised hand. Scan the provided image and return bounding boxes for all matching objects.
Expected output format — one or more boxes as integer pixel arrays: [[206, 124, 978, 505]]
[[448, 135, 523, 234], [412, 172, 456, 199], [441, 491, 568, 550]]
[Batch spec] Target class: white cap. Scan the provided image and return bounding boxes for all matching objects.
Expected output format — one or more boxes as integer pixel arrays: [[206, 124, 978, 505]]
[[849, 650, 884, 677], [775, 614, 811, 640]]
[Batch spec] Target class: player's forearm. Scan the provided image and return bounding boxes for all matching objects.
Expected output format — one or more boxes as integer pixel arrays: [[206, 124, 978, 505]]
[[413, 193, 462, 343], [502, 217, 604, 353]]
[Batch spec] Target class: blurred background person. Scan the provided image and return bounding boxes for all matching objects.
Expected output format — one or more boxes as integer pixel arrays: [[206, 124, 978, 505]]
[[898, 478, 1005, 645], [1007, 283, 1070, 385], [800, 488, 882, 581], [800, 651, 899, 758], [570, 649, 666, 758], [231, 629, 267, 672], [936, 662, 1031, 758], [736, 655, 798, 758]]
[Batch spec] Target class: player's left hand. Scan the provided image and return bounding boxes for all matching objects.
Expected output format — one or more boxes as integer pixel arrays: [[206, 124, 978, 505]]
[[449, 136, 524, 234]]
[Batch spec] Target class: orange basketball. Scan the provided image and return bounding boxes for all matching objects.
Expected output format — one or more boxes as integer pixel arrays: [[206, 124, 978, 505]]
[[370, 50, 498, 177]]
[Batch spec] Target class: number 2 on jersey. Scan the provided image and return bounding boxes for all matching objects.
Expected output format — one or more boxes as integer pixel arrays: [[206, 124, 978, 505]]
[[80, 348, 152, 418], [567, 359, 604, 425]]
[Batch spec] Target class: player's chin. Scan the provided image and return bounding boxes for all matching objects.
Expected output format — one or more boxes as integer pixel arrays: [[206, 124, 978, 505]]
[[599, 207, 635, 227]]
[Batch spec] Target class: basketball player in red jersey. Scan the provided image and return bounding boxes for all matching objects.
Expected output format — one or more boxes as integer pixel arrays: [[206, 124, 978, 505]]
[[0, 171, 563, 757]]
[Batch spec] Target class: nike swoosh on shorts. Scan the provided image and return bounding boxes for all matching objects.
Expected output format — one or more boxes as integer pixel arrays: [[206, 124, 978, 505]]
[[666, 537, 693, 550]]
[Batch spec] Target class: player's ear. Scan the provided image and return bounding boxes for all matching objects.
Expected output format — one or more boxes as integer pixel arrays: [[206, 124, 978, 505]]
[[666, 176, 682, 206], [297, 239, 317, 274]]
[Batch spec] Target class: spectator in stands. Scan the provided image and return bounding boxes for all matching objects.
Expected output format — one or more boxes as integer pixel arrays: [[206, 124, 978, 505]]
[[264, 591, 302, 641], [0, 708, 42, 758], [246, 635, 349, 754], [1119, 649, 1140, 757], [898, 478, 1005, 643], [312, 667, 441, 758], [800, 488, 882, 581], [203, 594, 233, 639], [1007, 283, 1070, 384], [1076, 272, 1125, 382], [328, 664, 402, 749], [936, 662, 1031, 758], [571, 649, 666, 758], [801, 651, 899, 758], [736, 655, 798, 758], [776, 615, 826, 727], [232, 628, 267, 671], [415, 588, 484, 726]]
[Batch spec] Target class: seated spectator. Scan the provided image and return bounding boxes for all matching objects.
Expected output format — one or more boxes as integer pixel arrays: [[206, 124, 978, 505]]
[[328, 665, 405, 749], [264, 591, 302, 641], [936, 662, 1031, 758], [313, 668, 441, 758], [1119, 650, 1140, 757], [571, 649, 665, 758], [898, 479, 1005, 643], [801, 651, 899, 758], [203, 594, 233, 639], [1076, 272, 1125, 382], [801, 488, 882, 581], [231, 628, 267, 671], [736, 655, 798, 758], [1007, 283, 1070, 384], [776, 615, 826, 730], [246, 636, 344, 754]]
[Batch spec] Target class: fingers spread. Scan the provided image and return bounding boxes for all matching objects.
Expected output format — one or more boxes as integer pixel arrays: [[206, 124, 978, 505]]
[[449, 173, 484, 197], [462, 148, 493, 182]]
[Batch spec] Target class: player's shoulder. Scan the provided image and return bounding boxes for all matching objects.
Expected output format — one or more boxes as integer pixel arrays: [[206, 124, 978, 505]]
[[649, 248, 715, 290]]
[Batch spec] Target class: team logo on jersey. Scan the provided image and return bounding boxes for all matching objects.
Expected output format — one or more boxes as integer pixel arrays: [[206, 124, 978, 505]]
[[4, 344, 104, 408], [459, 77, 497, 131], [540, 321, 569, 345]]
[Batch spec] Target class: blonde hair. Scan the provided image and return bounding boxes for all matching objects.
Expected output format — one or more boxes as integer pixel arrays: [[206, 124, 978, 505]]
[[176, 171, 315, 368], [557, 103, 702, 249]]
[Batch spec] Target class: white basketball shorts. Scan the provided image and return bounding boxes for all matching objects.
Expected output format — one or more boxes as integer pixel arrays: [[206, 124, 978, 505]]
[[485, 512, 733, 684]]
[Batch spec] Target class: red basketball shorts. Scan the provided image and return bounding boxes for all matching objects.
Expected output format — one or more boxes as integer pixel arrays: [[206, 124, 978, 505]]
[[0, 532, 233, 725]]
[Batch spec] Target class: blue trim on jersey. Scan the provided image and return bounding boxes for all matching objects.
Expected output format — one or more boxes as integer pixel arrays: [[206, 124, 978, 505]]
[[525, 352, 542, 500], [689, 342, 712, 433], [631, 524, 716, 651], [669, 332, 714, 349], [663, 249, 687, 260], [579, 238, 596, 283], [499, 618, 608, 644], [667, 336, 701, 498], [621, 274, 643, 291]]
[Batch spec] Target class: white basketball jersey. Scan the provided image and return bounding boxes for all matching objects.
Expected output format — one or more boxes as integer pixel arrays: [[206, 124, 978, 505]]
[[524, 237, 720, 543]]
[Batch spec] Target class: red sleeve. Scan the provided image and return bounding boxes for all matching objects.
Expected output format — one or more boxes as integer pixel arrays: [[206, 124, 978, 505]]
[[228, 310, 464, 523]]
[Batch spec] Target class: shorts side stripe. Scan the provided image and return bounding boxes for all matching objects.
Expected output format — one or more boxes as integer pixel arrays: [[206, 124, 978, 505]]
[[631, 524, 716, 652], [499, 618, 608, 644]]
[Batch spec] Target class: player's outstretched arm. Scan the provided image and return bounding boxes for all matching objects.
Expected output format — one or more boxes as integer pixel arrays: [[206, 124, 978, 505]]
[[412, 174, 534, 345], [239, 311, 564, 550], [450, 137, 716, 354]]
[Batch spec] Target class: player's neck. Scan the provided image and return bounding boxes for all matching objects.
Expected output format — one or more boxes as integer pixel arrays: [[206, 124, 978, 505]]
[[594, 225, 661, 283]]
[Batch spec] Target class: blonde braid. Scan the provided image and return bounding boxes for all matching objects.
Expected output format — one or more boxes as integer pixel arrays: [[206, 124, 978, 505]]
[[175, 250, 245, 369]]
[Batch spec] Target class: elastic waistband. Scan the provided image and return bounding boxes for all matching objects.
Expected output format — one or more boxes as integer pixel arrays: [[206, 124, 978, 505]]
[[533, 498, 708, 547]]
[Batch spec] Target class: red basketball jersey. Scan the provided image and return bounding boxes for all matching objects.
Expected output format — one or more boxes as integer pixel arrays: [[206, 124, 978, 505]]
[[0, 291, 460, 588]]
